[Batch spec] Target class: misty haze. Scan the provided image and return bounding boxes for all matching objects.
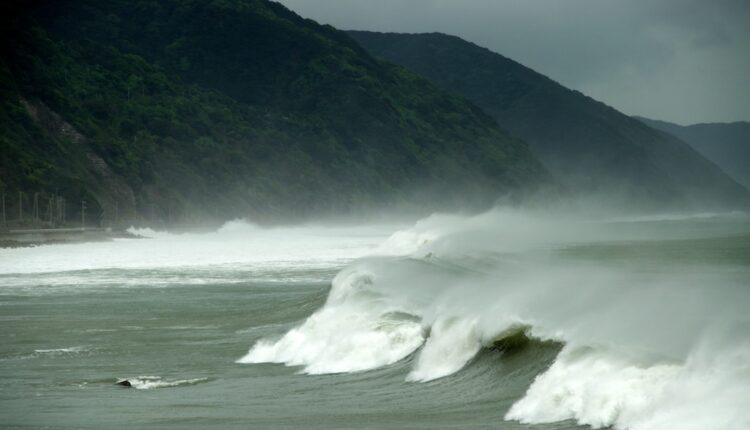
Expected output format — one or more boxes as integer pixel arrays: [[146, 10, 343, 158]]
[[1, 1, 748, 430]]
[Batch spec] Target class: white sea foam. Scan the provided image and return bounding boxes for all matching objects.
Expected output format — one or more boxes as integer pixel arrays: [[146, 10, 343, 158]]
[[507, 333, 750, 430], [506, 345, 681, 428], [240, 208, 750, 430], [5, 207, 747, 428], [237, 267, 426, 373], [33, 346, 89, 355], [0, 220, 398, 290], [126, 226, 166, 238], [238, 306, 425, 374], [406, 316, 482, 382], [0, 346, 94, 361]]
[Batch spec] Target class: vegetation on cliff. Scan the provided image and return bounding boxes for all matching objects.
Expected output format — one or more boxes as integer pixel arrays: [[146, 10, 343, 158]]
[[0, 1, 547, 226]]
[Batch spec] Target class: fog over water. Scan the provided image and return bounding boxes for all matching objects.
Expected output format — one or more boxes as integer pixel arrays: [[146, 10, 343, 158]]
[[1, 208, 748, 429]]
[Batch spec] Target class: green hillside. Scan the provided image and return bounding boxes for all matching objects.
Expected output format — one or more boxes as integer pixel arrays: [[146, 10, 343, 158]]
[[349, 31, 750, 211], [636, 117, 750, 190], [0, 1, 547, 226]]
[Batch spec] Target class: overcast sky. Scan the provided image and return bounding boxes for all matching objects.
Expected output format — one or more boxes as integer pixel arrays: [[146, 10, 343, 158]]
[[277, 0, 750, 125]]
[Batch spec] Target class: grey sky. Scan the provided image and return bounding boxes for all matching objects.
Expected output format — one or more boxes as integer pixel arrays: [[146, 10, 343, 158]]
[[277, 0, 750, 124]]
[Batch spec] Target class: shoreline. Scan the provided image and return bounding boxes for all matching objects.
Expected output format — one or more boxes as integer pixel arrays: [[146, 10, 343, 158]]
[[0, 228, 143, 248]]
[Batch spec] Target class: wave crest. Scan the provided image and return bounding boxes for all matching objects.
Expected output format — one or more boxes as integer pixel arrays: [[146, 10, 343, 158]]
[[238, 208, 750, 429]]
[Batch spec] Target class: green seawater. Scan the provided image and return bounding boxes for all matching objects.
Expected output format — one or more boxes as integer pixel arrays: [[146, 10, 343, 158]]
[[0, 276, 572, 429], [1, 214, 748, 429]]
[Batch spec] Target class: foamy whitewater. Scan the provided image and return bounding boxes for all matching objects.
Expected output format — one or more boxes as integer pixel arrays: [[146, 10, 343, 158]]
[[238, 209, 750, 430], [0, 219, 389, 276], [1, 210, 748, 429]]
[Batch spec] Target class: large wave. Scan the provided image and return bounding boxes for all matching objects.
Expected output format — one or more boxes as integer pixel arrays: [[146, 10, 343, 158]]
[[238, 208, 750, 430]]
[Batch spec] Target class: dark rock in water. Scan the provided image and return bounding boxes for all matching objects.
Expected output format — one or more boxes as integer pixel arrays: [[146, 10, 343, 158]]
[[116, 379, 132, 388]]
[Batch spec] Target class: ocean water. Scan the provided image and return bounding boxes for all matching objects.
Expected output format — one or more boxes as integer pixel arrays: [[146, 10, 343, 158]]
[[1, 211, 748, 429]]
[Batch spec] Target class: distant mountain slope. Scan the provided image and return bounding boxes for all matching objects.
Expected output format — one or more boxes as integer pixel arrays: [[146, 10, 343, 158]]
[[348, 31, 750, 210], [0, 1, 547, 226], [635, 117, 750, 189]]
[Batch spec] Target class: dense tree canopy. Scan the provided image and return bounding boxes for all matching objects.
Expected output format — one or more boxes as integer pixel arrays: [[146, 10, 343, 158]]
[[0, 0, 547, 225]]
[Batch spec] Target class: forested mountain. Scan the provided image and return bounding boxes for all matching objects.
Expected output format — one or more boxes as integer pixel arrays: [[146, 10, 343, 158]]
[[349, 31, 750, 211], [636, 117, 750, 189], [0, 0, 547, 226]]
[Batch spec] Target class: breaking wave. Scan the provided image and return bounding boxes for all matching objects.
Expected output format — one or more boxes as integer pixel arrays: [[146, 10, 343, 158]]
[[238, 208, 750, 430], [1, 219, 395, 278]]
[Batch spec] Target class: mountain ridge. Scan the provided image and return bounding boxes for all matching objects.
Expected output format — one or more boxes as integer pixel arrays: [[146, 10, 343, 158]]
[[348, 30, 750, 211], [0, 1, 548, 226], [635, 117, 750, 189]]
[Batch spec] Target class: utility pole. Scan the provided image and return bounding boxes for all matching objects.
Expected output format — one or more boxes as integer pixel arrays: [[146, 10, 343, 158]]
[[33, 192, 39, 225], [81, 199, 86, 228]]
